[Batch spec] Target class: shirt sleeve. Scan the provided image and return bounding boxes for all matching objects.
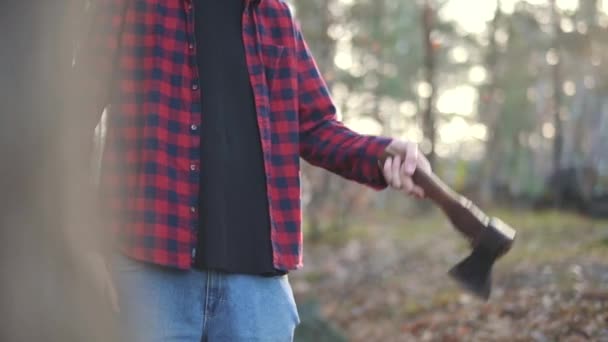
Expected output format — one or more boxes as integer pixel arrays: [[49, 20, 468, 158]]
[[295, 23, 391, 190], [70, 0, 126, 129]]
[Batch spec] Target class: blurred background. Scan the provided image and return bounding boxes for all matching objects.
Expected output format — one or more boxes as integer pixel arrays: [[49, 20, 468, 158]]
[[2, 0, 607, 341], [276, 0, 608, 341], [0, 2, 117, 341]]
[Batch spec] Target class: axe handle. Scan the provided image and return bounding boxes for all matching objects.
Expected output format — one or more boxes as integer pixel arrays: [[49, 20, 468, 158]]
[[380, 152, 488, 244]]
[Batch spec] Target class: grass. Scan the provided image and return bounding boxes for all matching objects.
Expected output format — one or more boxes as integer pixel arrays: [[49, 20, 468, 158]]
[[392, 207, 608, 305], [305, 205, 608, 264], [390, 207, 605, 262], [491, 208, 608, 265], [303, 206, 608, 276], [295, 207, 608, 341]]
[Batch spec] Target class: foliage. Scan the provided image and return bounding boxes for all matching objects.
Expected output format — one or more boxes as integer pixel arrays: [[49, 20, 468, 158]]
[[286, 1, 608, 339], [292, 209, 608, 341], [290, 0, 608, 215]]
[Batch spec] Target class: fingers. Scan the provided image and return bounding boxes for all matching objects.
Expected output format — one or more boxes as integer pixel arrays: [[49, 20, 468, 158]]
[[410, 185, 425, 199], [383, 157, 393, 185], [392, 155, 402, 189], [383, 156, 403, 189], [403, 142, 418, 176], [384, 156, 420, 196], [418, 151, 432, 173], [400, 161, 414, 193], [382, 140, 427, 199]]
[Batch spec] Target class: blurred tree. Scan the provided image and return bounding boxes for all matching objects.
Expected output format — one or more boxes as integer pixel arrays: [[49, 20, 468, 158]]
[[549, 0, 564, 177], [421, 0, 439, 168], [290, 0, 607, 212], [291, 0, 367, 238], [478, 0, 505, 204], [295, 0, 477, 225]]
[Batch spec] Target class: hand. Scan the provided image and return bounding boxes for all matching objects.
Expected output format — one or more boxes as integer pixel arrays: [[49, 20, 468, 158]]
[[83, 252, 120, 313], [381, 140, 431, 198]]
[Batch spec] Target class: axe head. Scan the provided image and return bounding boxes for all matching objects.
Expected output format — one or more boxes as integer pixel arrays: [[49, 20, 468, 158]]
[[448, 218, 516, 300]]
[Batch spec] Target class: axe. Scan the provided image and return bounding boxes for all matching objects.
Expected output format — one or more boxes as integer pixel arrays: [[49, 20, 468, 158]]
[[380, 153, 516, 300]]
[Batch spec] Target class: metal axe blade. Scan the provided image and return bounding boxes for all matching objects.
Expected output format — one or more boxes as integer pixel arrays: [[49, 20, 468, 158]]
[[380, 152, 516, 300]]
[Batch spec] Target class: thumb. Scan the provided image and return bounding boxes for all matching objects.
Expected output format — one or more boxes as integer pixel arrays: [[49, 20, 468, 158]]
[[403, 142, 418, 175]]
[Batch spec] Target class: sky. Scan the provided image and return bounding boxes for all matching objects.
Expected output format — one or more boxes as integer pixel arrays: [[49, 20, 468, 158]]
[[441, 0, 582, 34], [345, 0, 598, 152], [430, 0, 585, 150], [439, 0, 585, 112]]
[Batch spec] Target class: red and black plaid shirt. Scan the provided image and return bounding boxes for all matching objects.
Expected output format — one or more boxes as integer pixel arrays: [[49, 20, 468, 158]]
[[78, 0, 391, 271]]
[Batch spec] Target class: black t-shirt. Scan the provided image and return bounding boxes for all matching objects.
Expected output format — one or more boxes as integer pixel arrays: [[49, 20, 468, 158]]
[[193, 0, 283, 276]]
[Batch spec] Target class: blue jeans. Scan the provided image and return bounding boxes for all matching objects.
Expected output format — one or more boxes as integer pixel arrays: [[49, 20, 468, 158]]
[[111, 253, 300, 342]]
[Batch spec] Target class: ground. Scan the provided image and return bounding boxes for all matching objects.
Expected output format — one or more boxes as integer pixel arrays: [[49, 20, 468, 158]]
[[291, 208, 608, 341]]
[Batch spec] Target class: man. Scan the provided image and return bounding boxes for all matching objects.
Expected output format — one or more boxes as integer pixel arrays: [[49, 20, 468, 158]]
[[74, 0, 430, 341]]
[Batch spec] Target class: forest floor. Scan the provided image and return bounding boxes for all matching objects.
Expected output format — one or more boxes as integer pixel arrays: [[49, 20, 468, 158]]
[[291, 208, 608, 342]]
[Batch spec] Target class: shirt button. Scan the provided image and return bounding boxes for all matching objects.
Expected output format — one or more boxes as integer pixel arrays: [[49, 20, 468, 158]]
[[190, 164, 197, 171], [190, 206, 196, 213], [190, 124, 198, 131], [191, 248, 196, 258], [189, 43, 194, 50], [191, 83, 198, 91]]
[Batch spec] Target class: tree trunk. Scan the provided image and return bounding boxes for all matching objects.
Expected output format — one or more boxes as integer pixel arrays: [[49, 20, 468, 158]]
[[479, 0, 504, 204], [550, 0, 564, 175], [295, 0, 344, 236], [421, 1, 437, 168]]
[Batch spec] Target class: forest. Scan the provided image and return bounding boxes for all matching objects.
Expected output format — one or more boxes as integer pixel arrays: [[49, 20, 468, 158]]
[[0, 1, 606, 341], [283, 0, 608, 340]]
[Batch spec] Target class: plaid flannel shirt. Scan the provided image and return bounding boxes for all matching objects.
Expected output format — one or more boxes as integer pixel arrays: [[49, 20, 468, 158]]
[[77, 0, 391, 271]]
